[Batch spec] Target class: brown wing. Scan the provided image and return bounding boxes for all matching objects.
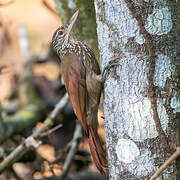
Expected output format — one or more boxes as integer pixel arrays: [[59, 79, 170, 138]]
[[61, 54, 88, 132], [82, 42, 101, 75]]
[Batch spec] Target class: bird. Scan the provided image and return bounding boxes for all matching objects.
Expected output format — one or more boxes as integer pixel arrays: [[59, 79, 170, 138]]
[[52, 10, 108, 175]]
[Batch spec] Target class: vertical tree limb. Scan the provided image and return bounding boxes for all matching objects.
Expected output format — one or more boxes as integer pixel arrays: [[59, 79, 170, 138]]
[[124, 0, 172, 153]]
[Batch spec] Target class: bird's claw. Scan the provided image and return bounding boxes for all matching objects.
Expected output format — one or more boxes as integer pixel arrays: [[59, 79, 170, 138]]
[[102, 58, 119, 82]]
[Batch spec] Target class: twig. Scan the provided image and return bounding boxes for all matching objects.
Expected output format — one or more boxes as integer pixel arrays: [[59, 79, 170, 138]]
[[0, 93, 69, 173], [60, 121, 82, 180], [50, 93, 68, 119], [40, 124, 63, 137], [150, 147, 180, 180]]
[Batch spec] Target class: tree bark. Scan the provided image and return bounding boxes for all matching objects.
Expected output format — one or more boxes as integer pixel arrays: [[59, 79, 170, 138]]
[[94, 0, 180, 179]]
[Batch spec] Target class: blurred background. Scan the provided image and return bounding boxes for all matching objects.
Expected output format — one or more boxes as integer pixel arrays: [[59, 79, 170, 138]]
[[0, 0, 106, 179]]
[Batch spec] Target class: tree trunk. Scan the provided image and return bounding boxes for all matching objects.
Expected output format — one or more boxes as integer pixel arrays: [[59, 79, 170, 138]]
[[94, 0, 180, 179]]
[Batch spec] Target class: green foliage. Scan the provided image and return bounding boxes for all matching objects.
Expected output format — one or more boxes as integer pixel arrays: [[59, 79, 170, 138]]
[[4, 104, 44, 134]]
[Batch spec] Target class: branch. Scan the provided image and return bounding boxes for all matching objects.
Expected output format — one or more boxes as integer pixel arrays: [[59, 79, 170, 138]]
[[124, 0, 172, 153], [60, 121, 82, 180], [40, 124, 63, 137], [0, 93, 69, 173], [150, 147, 180, 180]]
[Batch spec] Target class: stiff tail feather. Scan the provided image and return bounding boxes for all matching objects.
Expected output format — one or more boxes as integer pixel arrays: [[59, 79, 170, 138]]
[[87, 126, 108, 175]]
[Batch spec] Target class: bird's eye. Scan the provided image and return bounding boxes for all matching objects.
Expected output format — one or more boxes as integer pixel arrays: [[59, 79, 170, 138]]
[[58, 31, 63, 36]]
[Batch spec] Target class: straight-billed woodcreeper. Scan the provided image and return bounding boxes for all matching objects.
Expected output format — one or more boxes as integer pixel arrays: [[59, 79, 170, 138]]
[[52, 10, 107, 175]]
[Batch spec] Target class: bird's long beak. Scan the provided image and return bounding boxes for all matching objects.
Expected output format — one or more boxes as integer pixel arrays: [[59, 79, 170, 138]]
[[65, 10, 79, 41]]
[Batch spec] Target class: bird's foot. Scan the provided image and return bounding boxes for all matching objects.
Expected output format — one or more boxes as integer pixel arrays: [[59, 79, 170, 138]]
[[102, 58, 119, 82]]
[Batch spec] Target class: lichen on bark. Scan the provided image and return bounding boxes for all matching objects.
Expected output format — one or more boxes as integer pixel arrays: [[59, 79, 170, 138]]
[[94, 0, 179, 179]]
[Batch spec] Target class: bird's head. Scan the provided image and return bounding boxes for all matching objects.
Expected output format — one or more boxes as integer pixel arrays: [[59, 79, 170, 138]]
[[52, 10, 79, 56]]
